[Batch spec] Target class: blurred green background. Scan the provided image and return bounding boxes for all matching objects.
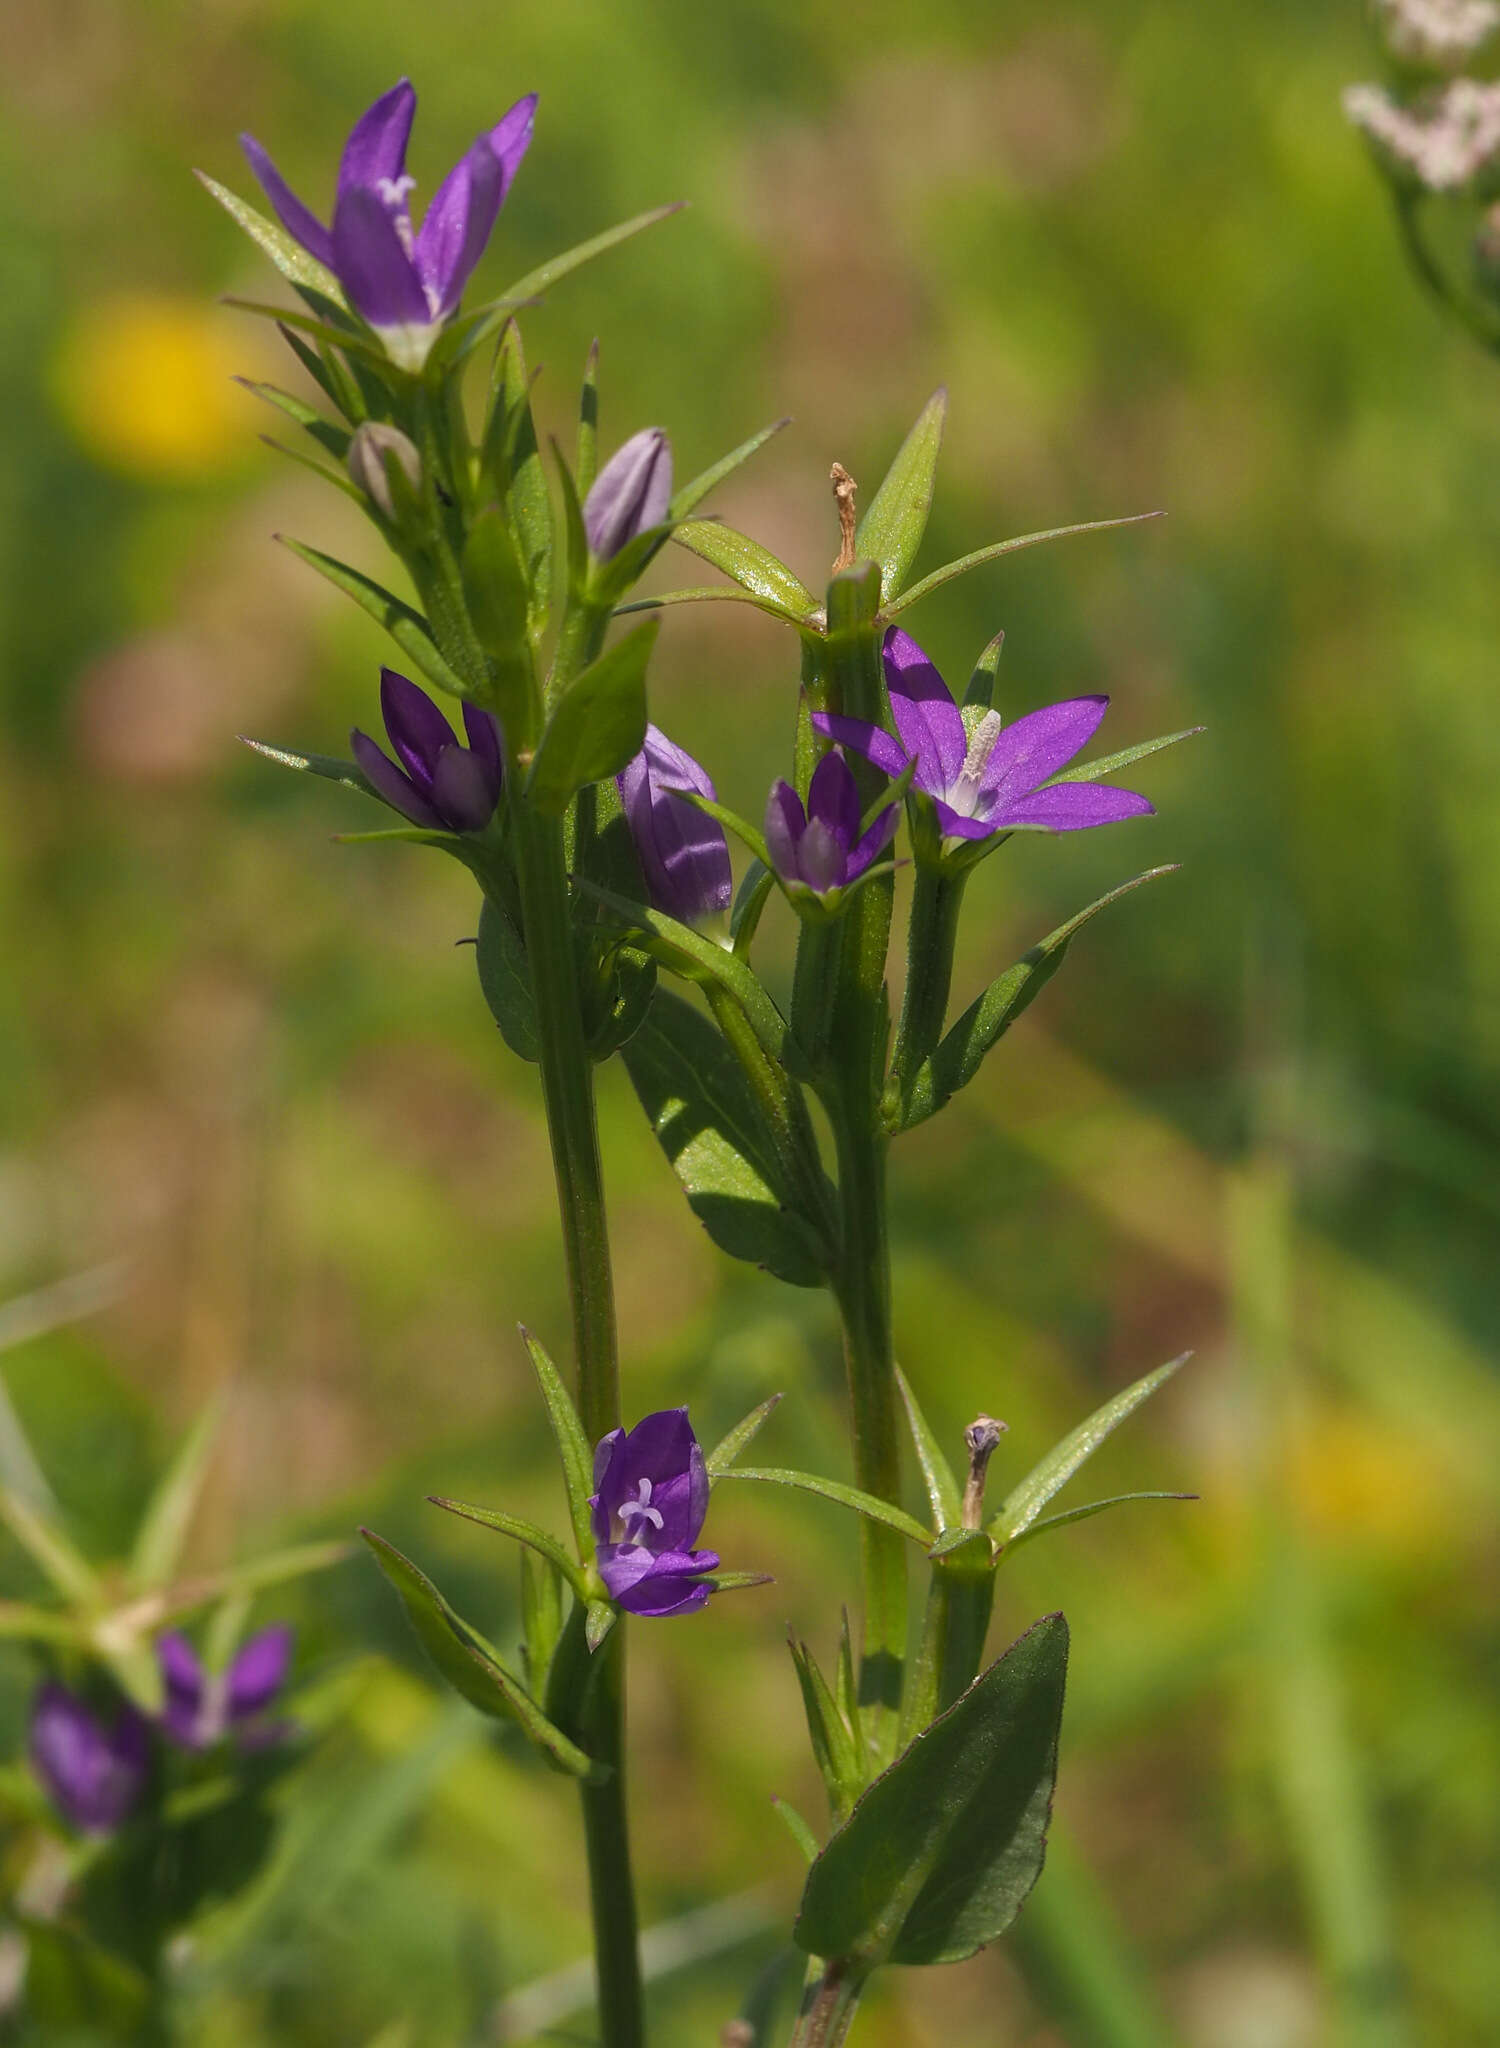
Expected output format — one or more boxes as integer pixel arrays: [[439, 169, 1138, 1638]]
[[2, 0, 1497, 2042]]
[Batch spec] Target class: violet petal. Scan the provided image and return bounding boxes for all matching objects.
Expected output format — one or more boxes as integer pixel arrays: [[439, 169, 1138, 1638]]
[[414, 136, 503, 317], [351, 729, 445, 828], [238, 135, 335, 269], [982, 696, 1109, 810], [807, 750, 861, 850], [882, 627, 967, 790], [380, 668, 457, 789], [336, 79, 417, 202], [848, 803, 900, 880], [486, 92, 539, 196], [332, 185, 431, 332], [994, 781, 1155, 831], [227, 1625, 294, 1722], [430, 744, 500, 833], [810, 712, 911, 784]]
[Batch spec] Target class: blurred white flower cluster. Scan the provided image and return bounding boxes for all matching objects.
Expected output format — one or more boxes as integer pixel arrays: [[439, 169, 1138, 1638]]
[[1373, 0, 1500, 72], [1344, 75, 1500, 190]]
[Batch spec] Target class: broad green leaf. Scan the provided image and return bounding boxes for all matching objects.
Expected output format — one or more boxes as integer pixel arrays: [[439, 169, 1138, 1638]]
[[855, 387, 947, 602], [719, 1468, 931, 1545], [455, 202, 687, 362], [360, 1530, 599, 1778], [527, 619, 657, 813], [795, 1613, 1068, 1966], [621, 991, 828, 1288], [895, 1367, 962, 1531], [236, 378, 350, 461], [883, 512, 1164, 619], [896, 869, 1177, 1132], [1005, 1491, 1197, 1555], [989, 1355, 1191, 1548], [672, 520, 816, 618], [475, 894, 540, 1064], [426, 1495, 587, 1594], [1046, 725, 1205, 786], [520, 1328, 595, 1558], [195, 172, 344, 302], [772, 1795, 819, 1865], [707, 1393, 784, 1479], [790, 1636, 863, 1815], [0, 1484, 98, 1604], [128, 1396, 225, 1591], [671, 417, 792, 518], [276, 538, 470, 700]]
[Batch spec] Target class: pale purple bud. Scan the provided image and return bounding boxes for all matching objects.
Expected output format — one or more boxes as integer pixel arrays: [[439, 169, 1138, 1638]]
[[584, 429, 673, 560], [347, 422, 422, 519]]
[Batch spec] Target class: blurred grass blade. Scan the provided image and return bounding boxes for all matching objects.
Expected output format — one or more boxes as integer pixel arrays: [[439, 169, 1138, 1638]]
[[0, 1483, 99, 1604], [707, 1394, 784, 1479], [884, 511, 1164, 618], [129, 1394, 226, 1591], [671, 417, 792, 519], [895, 1366, 961, 1529], [855, 386, 947, 601], [720, 1467, 931, 1544], [426, 1496, 587, 1595]]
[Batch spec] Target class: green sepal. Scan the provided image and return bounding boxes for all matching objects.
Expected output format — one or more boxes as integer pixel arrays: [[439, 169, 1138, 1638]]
[[461, 507, 538, 740], [927, 1527, 996, 1577], [707, 1393, 784, 1479], [585, 1599, 617, 1654], [585, 519, 679, 609], [895, 1367, 962, 1532], [485, 326, 552, 632], [855, 387, 947, 602], [128, 1395, 226, 1591], [963, 631, 1005, 711], [577, 339, 600, 498], [276, 538, 470, 701], [988, 1354, 1191, 1548], [894, 869, 1178, 1132], [883, 512, 1164, 619], [671, 417, 792, 518], [519, 1327, 595, 1560], [672, 520, 817, 619], [835, 1610, 858, 1739], [195, 171, 344, 303], [1004, 1490, 1197, 1555], [274, 320, 351, 415], [425, 1495, 588, 1596], [551, 436, 592, 606], [678, 788, 772, 869], [731, 862, 775, 959], [475, 894, 541, 1064], [360, 1530, 601, 1779], [772, 1795, 820, 1865], [1046, 725, 1205, 785], [703, 1570, 776, 1593], [789, 1635, 864, 1819], [717, 1468, 931, 1545], [794, 1614, 1068, 1967], [527, 619, 657, 814], [519, 1549, 564, 1697]]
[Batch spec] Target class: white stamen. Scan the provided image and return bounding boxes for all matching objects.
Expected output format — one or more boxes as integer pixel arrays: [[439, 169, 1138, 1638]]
[[946, 710, 1003, 819], [617, 1476, 665, 1544]]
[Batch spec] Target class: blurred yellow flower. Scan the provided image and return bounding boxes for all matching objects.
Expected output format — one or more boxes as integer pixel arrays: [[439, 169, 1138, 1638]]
[[51, 291, 258, 480]]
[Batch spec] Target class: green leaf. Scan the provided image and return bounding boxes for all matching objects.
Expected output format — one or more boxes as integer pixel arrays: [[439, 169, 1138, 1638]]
[[620, 990, 827, 1288], [360, 1530, 599, 1779], [260, 432, 367, 504], [128, 1396, 225, 1591], [276, 538, 470, 700], [671, 417, 792, 518], [0, 1600, 79, 1644], [454, 202, 687, 362], [855, 387, 947, 602], [151, 1537, 352, 1625], [1005, 1491, 1197, 1555], [963, 631, 1006, 711], [461, 508, 537, 739], [895, 1368, 962, 1531], [794, 1614, 1068, 1966], [585, 1599, 616, 1654], [616, 583, 815, 627], [772, 1795, 820, 1865], [672, 520, 816, 618], [527, 619, 656, 813], [236, 378, 351, 461], [707, 1393, 784, 1479], [1046, 725, 1205, 786], [835, 1610, 858, 1739], [678, 788, 772, 868], [896, 870, 1177, 1132], [426, 1496, 587, 1595], [719, 1468, 931, 1545], [703, 1570, 776, 1593], [0, 1483, 99, 1604], [989, 1356, 1191, 1548], [790, 1636, 863, 1814], [731, 862, 774, 958], [221, 296, 392, 371], [195, 171, 344, 302], [487, 326, 552, 629], [475, 895, 540, 1064], [883, 512, 1164, 619], [519, 1328, 595, 1559], [519, 1549, 564, 1695]]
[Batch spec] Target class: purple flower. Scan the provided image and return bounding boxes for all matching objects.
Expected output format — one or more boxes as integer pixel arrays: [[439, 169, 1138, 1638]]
[[30, 1684, 149, 1835], [241, 79, 536, 369], [618, 725, 732, 923], [813, 626, 1153, 846], [584, 430, 673, 561], [158, 1626, 294, 1751], [590, 1410, 719, 1617], [764, 749, 898, 903], [352, 668, 504, 833]]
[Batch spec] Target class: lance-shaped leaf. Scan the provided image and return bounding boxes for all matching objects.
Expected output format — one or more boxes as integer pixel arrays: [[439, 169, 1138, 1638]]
[[519, 1549, 564, 1696], [773, 1795, 820, 1865], [621, 991, 827, 1288], [461, 508, 537, 741], [222, 296, 392, 371], [672, 520, 817, 619], [790, 1635, 864, 1818], [883, 512, 1164, 619], [895, 870, 1177, 1133], [963, 631, 1005, 711], [527, 620, 657, 815], [0, 1484, 99, 1605], [1047, 725, 1205, 786], [475, 895, 540, 1064], [855, 388, 947, 603], [276, 538, 470, 700], [895, 1368, 962, 1532], [195, 171, 344, 303], [426, 1496, 588, 1595], [491, 333, 552, 628], [988, 1355, 1191, 1549], [617, 584, 814, 628], [236, 378, 351, 462], [454, 202, 688, 365], [1004, 1490, 1197, 1555], [718, 1468, 931, 1545], [520, 1328, 595, 1560], [671, 417, 792, 519], [707, 1393, 785, 1479], [794, 1613, 1068, 1966], [238, 738, 375, 797], [360, 1530, 599, 1780], [128, 1396, 225, 1591]]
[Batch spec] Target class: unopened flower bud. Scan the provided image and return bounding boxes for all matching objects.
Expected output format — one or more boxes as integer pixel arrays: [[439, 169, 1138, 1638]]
[[961, 1415, 1007, 1529], [584, 428, 672, 560], [347, 421, 423, 520]]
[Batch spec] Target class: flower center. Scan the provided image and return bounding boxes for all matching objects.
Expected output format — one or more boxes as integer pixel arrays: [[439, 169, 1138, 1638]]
[[947, 710, 1003, 819], [617, 1477, 665, 1545]]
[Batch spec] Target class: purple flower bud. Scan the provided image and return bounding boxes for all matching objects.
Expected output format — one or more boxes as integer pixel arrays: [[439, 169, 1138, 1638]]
[[240, 81, 537, 370], [158, 1626, 295, 1751], [584, 429, 673, 561], [589, 1410, 720, 1617], [352, 668, 504, 833], [347, 421, 423, 519], [29, 1684, 149, 1835], [617, 725, 732, 922], [764, 750, 898, 902]]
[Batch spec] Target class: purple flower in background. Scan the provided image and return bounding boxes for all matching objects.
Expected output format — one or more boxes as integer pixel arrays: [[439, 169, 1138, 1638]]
[[764, 749, 898, 903], [813, 626, 1153, 847], [352, 668, 504, 833], [590, 1410, 719, 1617], [584, 430, 673, 561], [158, 1626, 294, 1751], [618, 726, 732, 922], [241, 79, 536, 369], [30, 1684, 149, 1835]]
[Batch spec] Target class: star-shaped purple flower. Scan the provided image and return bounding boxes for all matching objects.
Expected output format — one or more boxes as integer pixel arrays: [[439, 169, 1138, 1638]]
[[241, 79, 536, 370], [813, 626, 1153, 847], [764, 749, 898, 903], [30, 1684, 149, 1836], [157, 1625, 295, 1751], [618, 726, 732, 923], [589, 1410, 720, 1617], [352, 668, 504, 833]]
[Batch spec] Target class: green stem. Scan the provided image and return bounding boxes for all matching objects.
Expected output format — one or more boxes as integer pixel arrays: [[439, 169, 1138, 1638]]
[[578, 1634, 644, 2048], [788, 1960, 868, 2048], [888, 865, 966, 1110]]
